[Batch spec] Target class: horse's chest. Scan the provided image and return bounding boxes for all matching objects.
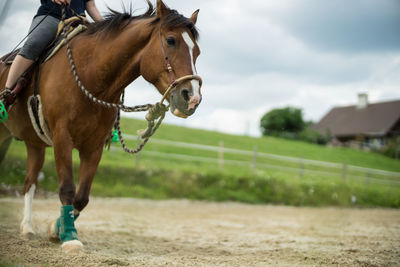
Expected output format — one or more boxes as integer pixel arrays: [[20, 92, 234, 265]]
[[70, 109, 116, 146]]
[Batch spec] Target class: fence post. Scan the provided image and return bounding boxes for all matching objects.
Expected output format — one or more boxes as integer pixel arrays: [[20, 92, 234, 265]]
[[366, 169, 371, 185], [218, 141, 224, 170], [135, 135, 141, 168], [342, 162, 347, 183], [298, 158, 304, 179], [252, 146, 258, 173]]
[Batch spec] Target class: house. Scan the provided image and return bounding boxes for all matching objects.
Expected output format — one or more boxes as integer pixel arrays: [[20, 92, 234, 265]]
[[312, 94, 400, 149]]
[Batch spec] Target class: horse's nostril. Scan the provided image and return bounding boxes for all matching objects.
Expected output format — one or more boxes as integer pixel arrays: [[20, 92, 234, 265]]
[[181, 89, 190, 102]]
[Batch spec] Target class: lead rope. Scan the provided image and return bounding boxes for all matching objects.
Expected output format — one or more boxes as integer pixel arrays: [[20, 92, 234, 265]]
[[61, 6, 168, 154]]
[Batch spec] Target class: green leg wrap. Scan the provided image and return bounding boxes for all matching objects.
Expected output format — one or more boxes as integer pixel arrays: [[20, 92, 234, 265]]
[[54, 205, 79, 243], [0, 101, 8, 123], [54, 210, 80, 236]]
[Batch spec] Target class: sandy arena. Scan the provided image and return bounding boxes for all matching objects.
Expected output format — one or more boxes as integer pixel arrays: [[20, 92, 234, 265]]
[[0, 196, 399, 266]]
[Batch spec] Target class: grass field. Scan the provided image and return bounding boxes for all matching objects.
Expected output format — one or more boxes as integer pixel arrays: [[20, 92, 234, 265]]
[[1, 117, 399, 207], [119, 118, 400, 172]]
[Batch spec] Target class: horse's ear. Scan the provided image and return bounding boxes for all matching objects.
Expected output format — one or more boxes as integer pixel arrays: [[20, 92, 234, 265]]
[[190, 9, 200, 25], [156, 0, 170, 18]]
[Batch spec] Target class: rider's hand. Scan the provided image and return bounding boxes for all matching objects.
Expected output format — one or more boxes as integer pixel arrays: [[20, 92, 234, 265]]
[[53, 0, 71, 5]]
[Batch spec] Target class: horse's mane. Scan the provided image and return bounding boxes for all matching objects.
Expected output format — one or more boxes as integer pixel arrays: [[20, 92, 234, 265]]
[[84, 1, 199, 41]]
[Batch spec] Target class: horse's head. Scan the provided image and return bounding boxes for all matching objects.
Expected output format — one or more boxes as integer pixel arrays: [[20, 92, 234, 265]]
[[140, 0, 202, 118]]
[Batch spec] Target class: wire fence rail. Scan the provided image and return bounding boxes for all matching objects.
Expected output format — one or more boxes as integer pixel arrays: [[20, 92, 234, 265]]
[[113, 134, 400, 186]]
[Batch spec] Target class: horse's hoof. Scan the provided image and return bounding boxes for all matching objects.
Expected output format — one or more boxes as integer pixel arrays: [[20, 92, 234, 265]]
[[21, 231, 35, 239], [20, 222, 35, 239], [61, 240, 84, 254], [47, 219, 60, 243]]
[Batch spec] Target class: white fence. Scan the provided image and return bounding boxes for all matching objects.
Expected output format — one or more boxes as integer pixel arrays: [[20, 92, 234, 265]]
[[114, 134, 400, 186]]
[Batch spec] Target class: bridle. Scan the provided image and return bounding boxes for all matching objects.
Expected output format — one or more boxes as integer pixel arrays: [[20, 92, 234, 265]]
[[61, 6, 202, 154], [157, 28, 202, 105]]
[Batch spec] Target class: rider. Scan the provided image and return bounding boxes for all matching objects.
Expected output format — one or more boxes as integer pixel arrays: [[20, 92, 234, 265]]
[[0, 0, 103, 111]]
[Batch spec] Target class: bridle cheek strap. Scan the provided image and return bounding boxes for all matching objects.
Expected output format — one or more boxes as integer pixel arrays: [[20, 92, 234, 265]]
[[159, 30, 176, 86], [158, 29, 202, 105]]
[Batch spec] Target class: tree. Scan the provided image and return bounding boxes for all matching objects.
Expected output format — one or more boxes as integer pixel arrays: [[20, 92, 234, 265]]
[[260, 107, 305, 136]]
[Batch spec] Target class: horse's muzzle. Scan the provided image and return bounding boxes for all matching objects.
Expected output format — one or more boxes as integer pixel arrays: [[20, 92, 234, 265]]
[[170, 82, 202, 118]]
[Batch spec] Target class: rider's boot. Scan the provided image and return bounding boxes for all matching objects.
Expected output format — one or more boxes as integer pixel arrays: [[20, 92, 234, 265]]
[[0, 77, 28, 122]]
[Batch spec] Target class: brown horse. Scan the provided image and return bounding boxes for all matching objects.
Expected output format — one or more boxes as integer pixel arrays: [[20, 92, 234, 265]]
[[0, 0, 201, 253]]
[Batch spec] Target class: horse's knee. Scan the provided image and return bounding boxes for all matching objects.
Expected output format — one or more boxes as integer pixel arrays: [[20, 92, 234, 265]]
[[59, 182, 76, 205], [73, 194, 89, 212]]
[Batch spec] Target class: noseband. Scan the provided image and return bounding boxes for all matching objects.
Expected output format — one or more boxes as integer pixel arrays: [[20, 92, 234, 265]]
[[158, 29, 202, 105]]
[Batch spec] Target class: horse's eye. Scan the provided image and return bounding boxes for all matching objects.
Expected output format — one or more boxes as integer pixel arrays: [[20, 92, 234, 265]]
[[166, 37, 176, 47]]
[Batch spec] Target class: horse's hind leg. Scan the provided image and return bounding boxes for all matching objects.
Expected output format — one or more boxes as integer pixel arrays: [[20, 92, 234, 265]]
[[20, 143, 45, 237]]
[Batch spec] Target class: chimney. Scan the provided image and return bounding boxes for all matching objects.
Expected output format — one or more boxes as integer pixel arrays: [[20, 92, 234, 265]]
[[357, 93, 368, 109]]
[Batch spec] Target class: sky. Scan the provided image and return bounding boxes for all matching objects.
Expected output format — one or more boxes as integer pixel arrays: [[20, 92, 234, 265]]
[[0, 0, 399, 137]]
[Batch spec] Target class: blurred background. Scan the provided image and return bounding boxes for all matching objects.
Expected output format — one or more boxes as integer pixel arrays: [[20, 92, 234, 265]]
[[0, 0, 399, 207]]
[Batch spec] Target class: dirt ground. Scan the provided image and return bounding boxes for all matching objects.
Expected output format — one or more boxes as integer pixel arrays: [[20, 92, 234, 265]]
[[0, 196, 399, 267]]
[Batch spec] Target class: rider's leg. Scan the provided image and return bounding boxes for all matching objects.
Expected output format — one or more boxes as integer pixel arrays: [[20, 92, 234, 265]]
[[5, 55, 34, 89], [1, 15, 59, 106], [18, 15, 60, 62]]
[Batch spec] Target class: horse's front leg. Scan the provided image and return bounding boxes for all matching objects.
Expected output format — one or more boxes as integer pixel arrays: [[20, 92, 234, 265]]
[[20, 143, 45, 238], [73, 145, 104, 216], [49, 130, 83, 253]]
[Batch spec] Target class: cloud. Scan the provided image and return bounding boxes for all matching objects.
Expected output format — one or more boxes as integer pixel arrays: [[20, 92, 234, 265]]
[[0, 1, 36, 53], [274, 0, 400, 53]]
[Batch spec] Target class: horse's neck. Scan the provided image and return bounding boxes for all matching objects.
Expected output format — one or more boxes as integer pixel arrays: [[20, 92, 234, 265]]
[[75, 20, 154, 103]]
